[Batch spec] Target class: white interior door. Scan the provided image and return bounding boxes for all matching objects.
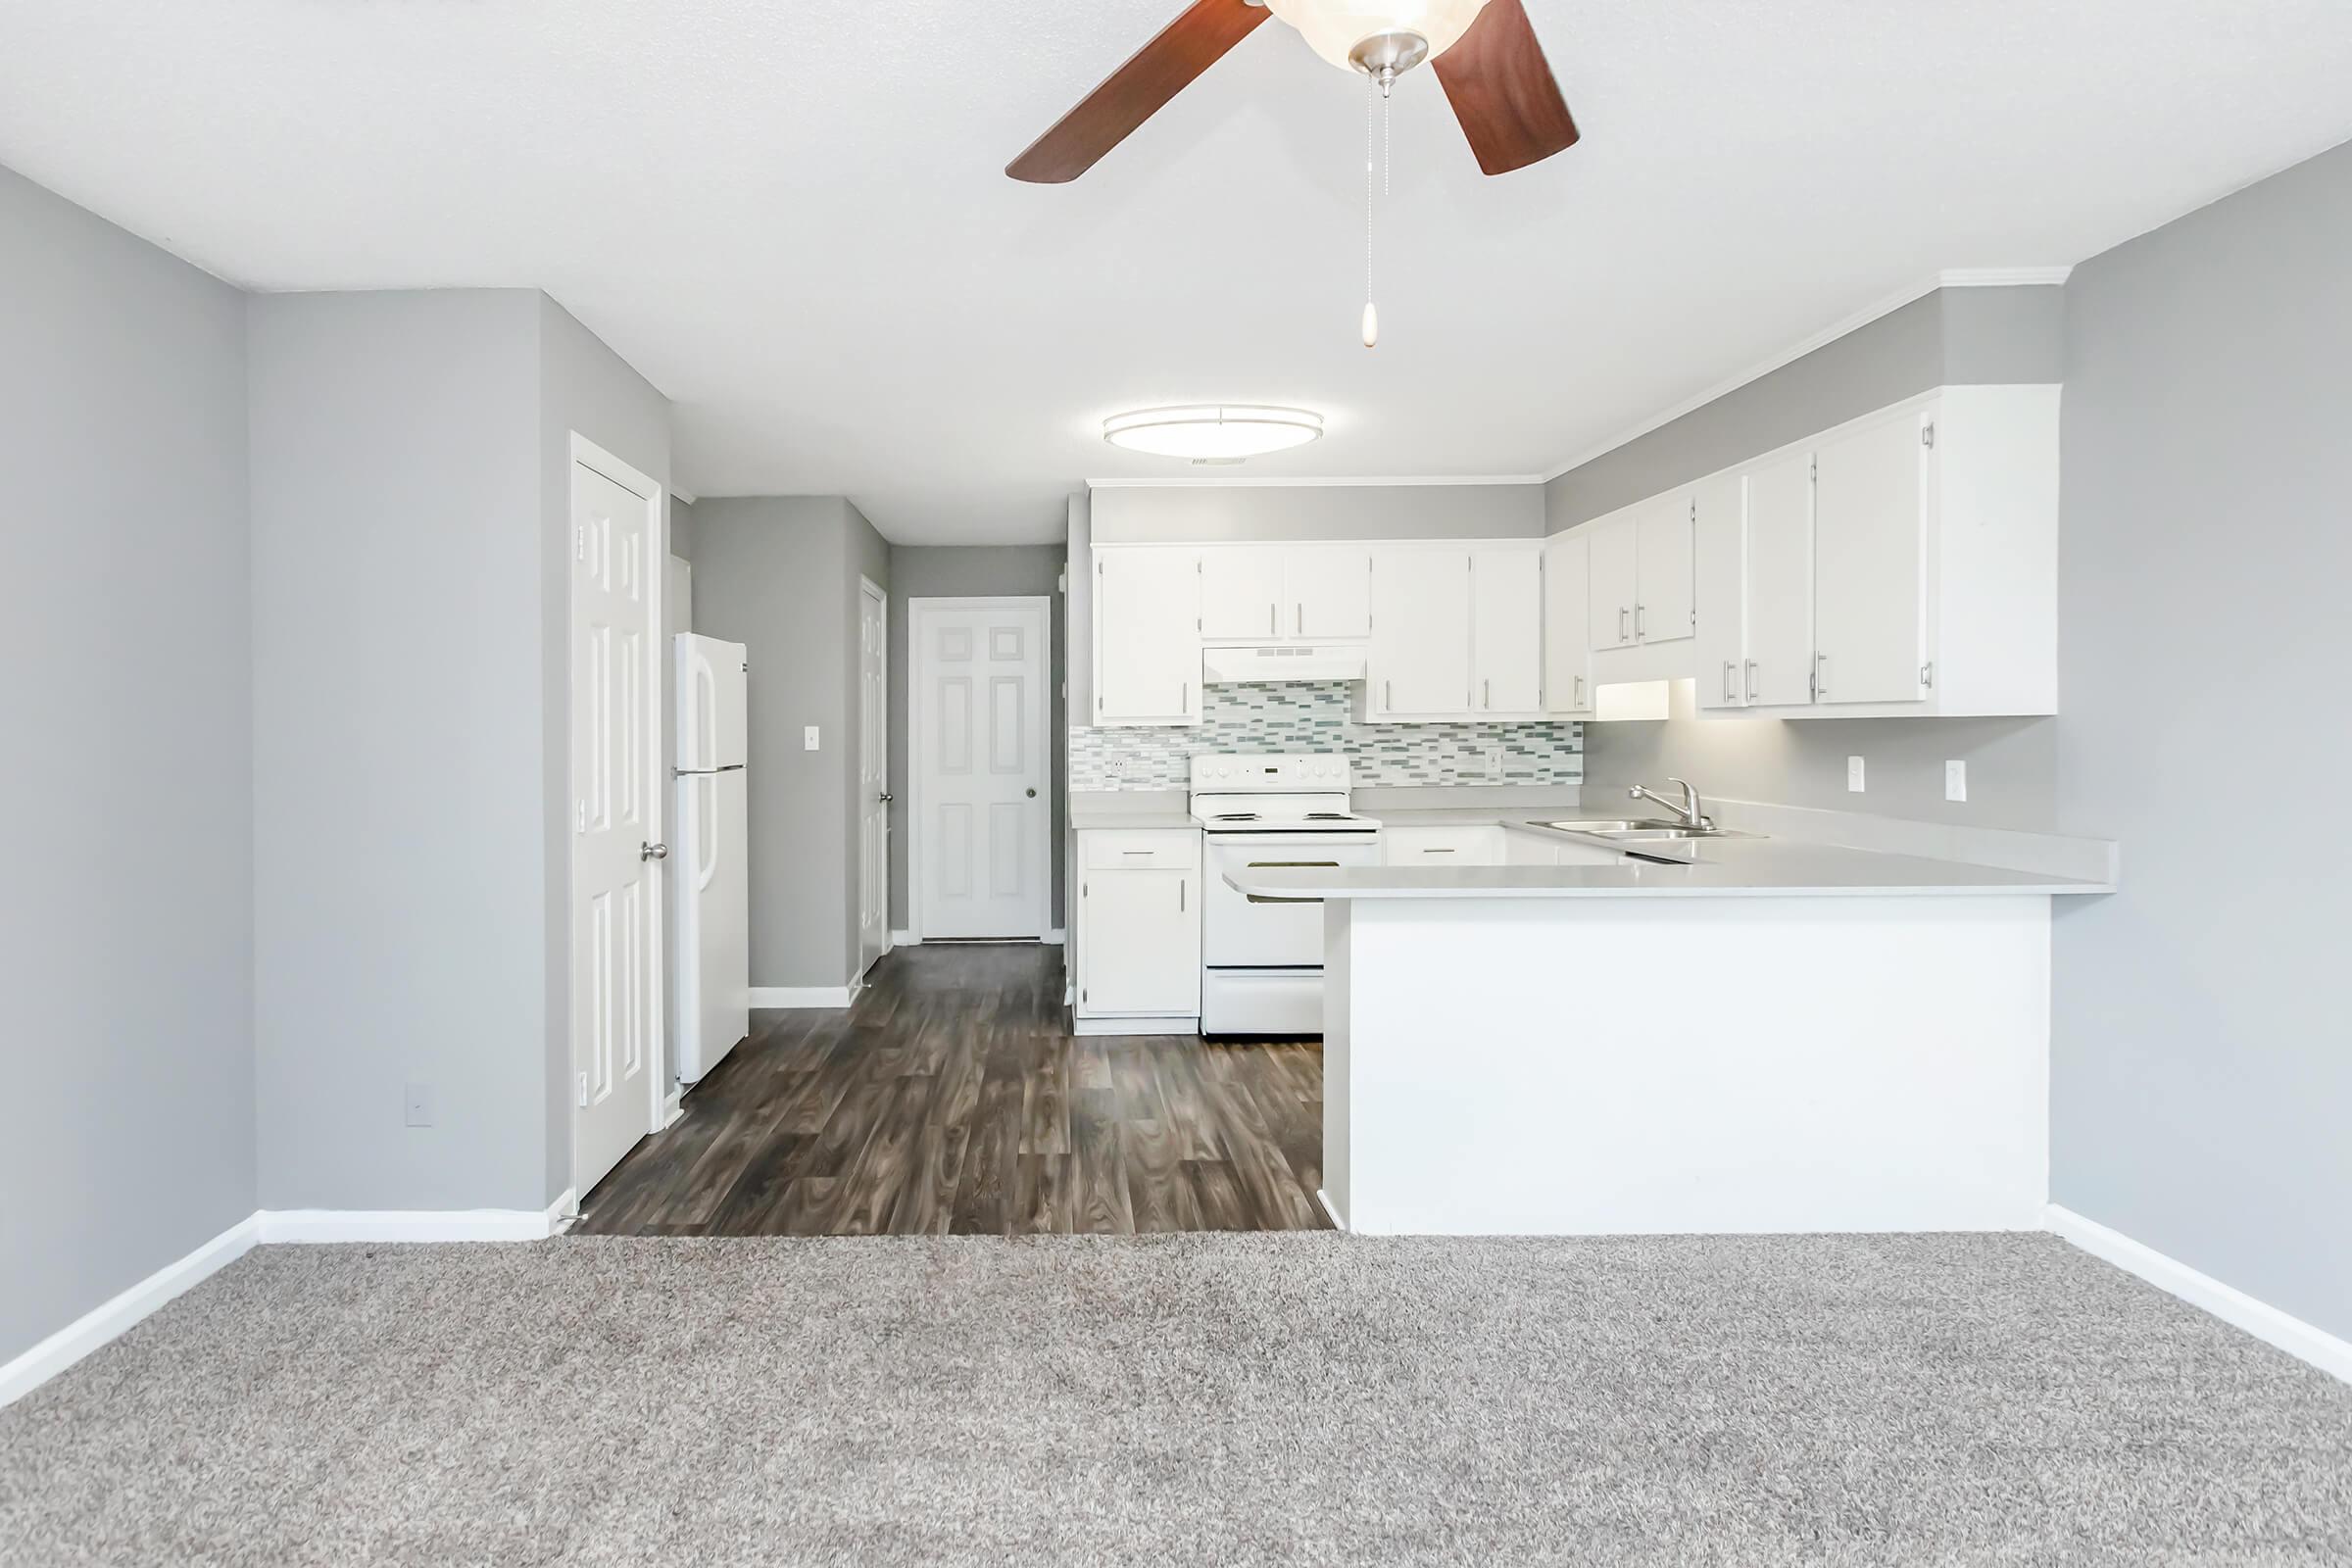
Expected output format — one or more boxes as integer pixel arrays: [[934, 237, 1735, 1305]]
[[570, 447, 662, 1199], [915, 599, 1050, 939], [858, 579, 889, 976]]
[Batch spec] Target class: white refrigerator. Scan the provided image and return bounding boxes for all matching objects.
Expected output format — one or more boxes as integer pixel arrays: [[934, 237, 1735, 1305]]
[[672, 634, 751, 1084]]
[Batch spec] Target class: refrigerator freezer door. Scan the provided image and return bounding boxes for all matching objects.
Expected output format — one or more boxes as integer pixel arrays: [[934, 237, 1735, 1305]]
[[674, 634, 750, 773], [671, 765, 751, 1083]]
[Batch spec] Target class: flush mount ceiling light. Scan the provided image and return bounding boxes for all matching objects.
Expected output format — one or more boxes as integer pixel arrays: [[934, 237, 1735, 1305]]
[[1102, 406, 1325, 463]]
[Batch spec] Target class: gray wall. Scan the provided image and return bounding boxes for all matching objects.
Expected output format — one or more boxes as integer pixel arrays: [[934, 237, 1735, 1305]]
[[887, 546, 1068, 930], [1091, 481, 1544, 542], [668, 495, 699, 564], [692, 497, 889, 989], [1545, 285, 2066, 530], [250, 289, 552, 1211], [1579, 682, 2060, 830], [2050, 138, 2352, 1341], [251, 288, 667, 1213], [0, 166, 258, 1366]]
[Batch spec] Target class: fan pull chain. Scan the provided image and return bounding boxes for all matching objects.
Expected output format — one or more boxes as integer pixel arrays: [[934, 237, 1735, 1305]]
[[1362, 75, 1379, 349]]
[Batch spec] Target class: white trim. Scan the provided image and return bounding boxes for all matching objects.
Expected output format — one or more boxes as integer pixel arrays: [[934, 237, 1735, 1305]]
[[1073, 1014, 1200, 1037], [889, 927, 917, 947], [2045, 1204, 2352, 1385], [1086, 473, 1544, 489], [566, 432, 668, 1203], [1314, 1187, 1348, 1232], [858, 574, 891, 979], [750, 984, 858, 1008], [673, 487, 699, 505], [907, 596, 1055, 943], [257, 1193, 571, 1244], [1044, 927, 1065, 945], [0, 1214, 260, 1408], [1541, 268, 2073, 481], [661, 1093, 685, 1128]]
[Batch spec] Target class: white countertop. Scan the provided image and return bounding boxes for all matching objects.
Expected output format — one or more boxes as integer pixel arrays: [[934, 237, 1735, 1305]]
[[1225, 831, 2113, 900], [1067, 799, 1198, 831]]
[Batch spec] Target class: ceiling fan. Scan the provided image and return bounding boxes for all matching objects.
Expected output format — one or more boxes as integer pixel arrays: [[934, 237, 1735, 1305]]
[[1007, 0, 1580, 183]]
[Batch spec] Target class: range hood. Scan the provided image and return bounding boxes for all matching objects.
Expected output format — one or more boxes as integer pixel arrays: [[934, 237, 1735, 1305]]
[[1201, 643, 1369, 684]]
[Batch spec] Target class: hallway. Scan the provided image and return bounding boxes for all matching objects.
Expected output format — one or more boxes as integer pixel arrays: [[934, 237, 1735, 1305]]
[[575, 944, 1332, 1235]]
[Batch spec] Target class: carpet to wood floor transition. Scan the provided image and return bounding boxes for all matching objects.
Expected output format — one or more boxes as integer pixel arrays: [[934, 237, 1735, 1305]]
[[2, 1233, 2347, 1566]]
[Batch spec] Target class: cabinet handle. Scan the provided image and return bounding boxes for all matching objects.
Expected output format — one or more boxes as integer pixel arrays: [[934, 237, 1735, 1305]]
[[1745, 660, 1757, 703], [1636, 604, 1646, 639], [1250, 860, 1340, 868], [1296, 603, 1302, 634], [1723, 661, 1738, 703], [1423, 847, 1456, 855], [1269, 604, 1276, 635], [1618, 607, 1629, 642], [1179, 880, 1185, 912], [1483, 678, 1491, 709], [1385, 679, 1393, 709], [1574, 673, 1585, 706], [1181, 682, 1189, 712], [1814, 653, 1828, 699]]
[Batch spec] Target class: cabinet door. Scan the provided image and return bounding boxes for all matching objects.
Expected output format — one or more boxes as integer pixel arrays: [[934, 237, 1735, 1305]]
[[1635, 493, 1695, 644], [1095, 549, 1200, 724], [1198, 546, 1285, 640], [1470, 549, 1544, 715], [1543, 533, 1592, 716], [1284, 545, 1372, 639], [1381, 824, 1506, 865], [1743, 451, 1815, 707], [1587, 519, 1638, 650], [1692, 472, 1747, 709], [1078, 868, 1200, 1015], [1502, 829, 1560, 866], [1814, 411, 1928, 705], [1370, 548, 1473, 716]]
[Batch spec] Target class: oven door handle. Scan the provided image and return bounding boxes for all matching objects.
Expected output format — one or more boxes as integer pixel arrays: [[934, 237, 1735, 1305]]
[[1247, 860, 1341, 868], [1245, 895, 1325, 904]]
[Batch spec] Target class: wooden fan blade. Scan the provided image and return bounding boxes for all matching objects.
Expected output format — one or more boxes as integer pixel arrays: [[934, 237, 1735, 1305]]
[[1006, 0, 1273, 183], [1432, 0, 1581, 176]]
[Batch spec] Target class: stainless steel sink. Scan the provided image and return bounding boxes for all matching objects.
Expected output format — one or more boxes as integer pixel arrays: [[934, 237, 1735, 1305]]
[[1532, 818, 1752, 842]]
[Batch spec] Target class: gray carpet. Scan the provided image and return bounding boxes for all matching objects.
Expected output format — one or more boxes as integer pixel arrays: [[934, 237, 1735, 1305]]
[[2, 1234, 2347, 1566]]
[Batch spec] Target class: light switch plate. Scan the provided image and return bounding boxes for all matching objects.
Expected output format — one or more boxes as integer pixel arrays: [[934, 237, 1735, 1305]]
[[1485, 745, 1504, 779], [1846, 756, 1866, 793], [804, 725, 820, 751], [404, 1083, 433, 1128], [1946, 760, 1968, 802]]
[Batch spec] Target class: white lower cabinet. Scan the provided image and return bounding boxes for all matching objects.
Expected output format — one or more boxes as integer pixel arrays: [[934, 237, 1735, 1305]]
[[1075, 829, 1200, 1027], [1381, 824, 1508, 865]]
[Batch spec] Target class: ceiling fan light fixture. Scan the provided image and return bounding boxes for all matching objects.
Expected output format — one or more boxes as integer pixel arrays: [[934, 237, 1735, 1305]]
[[1262, 0, 1493, 76], [1102, 405, 1325, 461]]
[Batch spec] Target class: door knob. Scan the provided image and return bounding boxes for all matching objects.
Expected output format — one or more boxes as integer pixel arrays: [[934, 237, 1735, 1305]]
[[641, 842, 668, 861], [877, 792, 894, 803], [1026, 787, 1037, 798]]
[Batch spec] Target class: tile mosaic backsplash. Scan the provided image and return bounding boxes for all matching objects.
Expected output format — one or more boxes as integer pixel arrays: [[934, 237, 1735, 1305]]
[[1069, 682, 1583, 790]]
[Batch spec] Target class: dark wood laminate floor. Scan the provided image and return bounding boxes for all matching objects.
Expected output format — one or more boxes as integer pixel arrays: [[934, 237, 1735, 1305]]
[[573, 943, 1332, 1235]]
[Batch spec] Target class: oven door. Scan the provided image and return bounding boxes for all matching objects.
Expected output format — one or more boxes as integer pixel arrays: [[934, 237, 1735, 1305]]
[[1202, 833, 1381, 968]]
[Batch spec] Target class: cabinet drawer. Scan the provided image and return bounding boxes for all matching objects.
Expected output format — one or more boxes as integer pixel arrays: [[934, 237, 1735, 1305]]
[[1380, 824, 1506, 865], [1082, 829, 1200, 870]]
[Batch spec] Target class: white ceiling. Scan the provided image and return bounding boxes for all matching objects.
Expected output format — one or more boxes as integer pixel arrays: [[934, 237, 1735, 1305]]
[[5, 2, 2349, 544]]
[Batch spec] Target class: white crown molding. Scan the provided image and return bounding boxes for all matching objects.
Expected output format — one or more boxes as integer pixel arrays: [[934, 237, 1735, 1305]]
[[672, 487, 700, 505], [2046, 1203, 2352, 1385], [0, 1214, 260, 1408], [1542, 267, 2074, 483], [1086, 473, 1544, 490]]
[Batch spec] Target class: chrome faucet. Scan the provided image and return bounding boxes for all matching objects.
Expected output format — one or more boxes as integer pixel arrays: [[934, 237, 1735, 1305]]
[[1630, 778, 1710, 829]]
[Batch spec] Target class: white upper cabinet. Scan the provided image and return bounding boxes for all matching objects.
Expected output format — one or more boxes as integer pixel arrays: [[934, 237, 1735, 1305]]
[[1634, 493, 1695, 645], [1691, 473, 1748, 709], [1470, 548, 1544, 716], [1368, 546, 1474, 717], [1199, 546, 1287, 640], [1812, 406, 1929, 706], [1588, 518, 1638, 651], [1543, 532, 1593, 717], [1093, 548, 1201, 725], [1742, 451, 1817, 708], [1285, 544, 1372, 639], [1547, 383, 2059, 721]]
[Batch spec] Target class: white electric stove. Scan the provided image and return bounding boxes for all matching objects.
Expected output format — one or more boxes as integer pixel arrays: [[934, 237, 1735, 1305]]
[[1190, 754, 1381, 1038]]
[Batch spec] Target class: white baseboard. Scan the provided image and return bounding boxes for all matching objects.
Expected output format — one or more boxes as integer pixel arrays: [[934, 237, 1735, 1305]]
[[0, 1213, 260, 1407], [1315, 1187, 1348, 1233], [258, 1191, 569, 1245], [889, 928, 915, 947], [661, 1093, 684, 1128], [749, 984, 857, 1008], [2045, 1203, 2352, 1385], [1072, 1014, 1199, 1037], [1044, 927, 1065, 945]]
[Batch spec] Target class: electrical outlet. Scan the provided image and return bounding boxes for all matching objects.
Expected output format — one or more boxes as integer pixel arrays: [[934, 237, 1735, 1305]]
[[404, 1083, 433, 1128], [1945, 760, 1968, 803], [803, 725, 820, 751], [1846, 756, 1866, 793]]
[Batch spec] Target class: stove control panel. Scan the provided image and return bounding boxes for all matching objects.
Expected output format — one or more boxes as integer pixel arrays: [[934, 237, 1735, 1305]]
[[1188, 753, 1351, 792]]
